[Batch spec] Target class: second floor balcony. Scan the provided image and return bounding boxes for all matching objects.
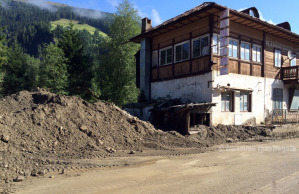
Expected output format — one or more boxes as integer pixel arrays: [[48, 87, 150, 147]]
[[281, 66, 299, 84]]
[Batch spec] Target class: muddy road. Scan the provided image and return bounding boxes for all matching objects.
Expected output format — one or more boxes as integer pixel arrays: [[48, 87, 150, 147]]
[[15, 138, 298, 194]]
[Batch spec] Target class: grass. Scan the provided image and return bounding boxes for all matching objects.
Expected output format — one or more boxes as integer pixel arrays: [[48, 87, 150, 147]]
[[50, 19, 107, 37]]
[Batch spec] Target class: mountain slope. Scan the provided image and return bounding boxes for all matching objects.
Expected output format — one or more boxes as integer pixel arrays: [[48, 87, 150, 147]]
[[0, 0, 112, 56]]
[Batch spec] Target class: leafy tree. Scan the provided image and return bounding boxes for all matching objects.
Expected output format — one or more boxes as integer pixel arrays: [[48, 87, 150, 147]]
[[39, 43, 68, 95], [58, 24, 93, 98], [1, 43, 39, 95], [96, 0, 140, 106]]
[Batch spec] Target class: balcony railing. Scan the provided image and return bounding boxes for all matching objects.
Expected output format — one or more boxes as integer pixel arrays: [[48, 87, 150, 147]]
[[272, 109, 299, 124], [281, 66, 299, 83]]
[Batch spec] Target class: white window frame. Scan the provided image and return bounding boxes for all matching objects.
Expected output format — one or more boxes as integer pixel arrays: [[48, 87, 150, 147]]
[[174, 40, 190, 63], [229, 38, 239, 59], [252, 44, 262, 63], [291, 54, 296, 66], [192, 34, 210, 58], [152, 50, 158, 67], [240, 41, 251, 61], [212, 33, 220, 55], [275, 49, 281, 67], [159, 46, 172, 66]]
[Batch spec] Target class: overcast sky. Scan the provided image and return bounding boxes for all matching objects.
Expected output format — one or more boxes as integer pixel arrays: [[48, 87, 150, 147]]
[[49, 0, 299, 34]]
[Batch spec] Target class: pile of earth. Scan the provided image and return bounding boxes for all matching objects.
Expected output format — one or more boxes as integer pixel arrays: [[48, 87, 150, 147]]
[[0, 89, 201, 186], [189, 124, 273, 146], [0, 89, 273, 192]]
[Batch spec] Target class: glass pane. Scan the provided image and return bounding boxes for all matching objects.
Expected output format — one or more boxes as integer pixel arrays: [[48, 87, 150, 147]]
[[226, 100, 230, 112], [176, 45, 182, 62], [240, 95, 244, 111], [221, 93, 225, 111], [244, 94, 248, 111], [193, 40, 200, 57], [233, 40, 238, 58], [201, 37, 209, 56], [253, 52, 257, 62], [241, 47, 244, 59], [257, 53, 261, 62], [183, 43, 189, 60], [161, 50, 166, 65], [167, 48, 172, 64]]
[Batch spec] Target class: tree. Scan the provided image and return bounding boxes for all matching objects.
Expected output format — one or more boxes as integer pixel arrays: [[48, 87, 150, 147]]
[[0, 26, 8, 97], [39, 43, 68, 95], [96, 0, 140, 106], [58, 24, 93, 98], [2, 43, 39, 95]]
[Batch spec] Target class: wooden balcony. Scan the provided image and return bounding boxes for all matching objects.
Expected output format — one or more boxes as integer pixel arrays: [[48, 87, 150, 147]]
[[281, 66, 299, 84]]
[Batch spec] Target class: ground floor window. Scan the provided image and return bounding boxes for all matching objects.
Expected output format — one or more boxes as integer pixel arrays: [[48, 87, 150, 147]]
[[273, 88, 283, 109], [221, 92, 233, 112], [240, 92, 251, 112]]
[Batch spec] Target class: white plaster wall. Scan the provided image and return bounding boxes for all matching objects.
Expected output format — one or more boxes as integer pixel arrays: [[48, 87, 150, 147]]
[[151, 73, 213, 103], [211, 72, 287, 125]]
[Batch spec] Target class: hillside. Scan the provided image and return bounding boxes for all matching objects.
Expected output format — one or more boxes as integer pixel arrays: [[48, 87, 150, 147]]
[[0, 0, 112, 56], [51, 19, 108, 37]]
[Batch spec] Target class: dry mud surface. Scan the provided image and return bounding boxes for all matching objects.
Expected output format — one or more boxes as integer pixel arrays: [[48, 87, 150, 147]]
[[0, 89, 285, 193], [14, 139, 299, 194]]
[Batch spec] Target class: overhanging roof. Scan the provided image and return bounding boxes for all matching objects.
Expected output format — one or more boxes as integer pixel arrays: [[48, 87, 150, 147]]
[[130, 2, 299, 45]]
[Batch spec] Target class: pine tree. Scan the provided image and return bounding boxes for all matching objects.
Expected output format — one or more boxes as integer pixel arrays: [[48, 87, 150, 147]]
[[2, 43, 39, 95], [97, 0, 140, 107], [58, 24, 93, 98], [39, 43, 68, 95]]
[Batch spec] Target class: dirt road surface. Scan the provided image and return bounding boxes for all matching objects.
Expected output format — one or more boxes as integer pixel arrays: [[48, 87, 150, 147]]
[[15, 139, 298, 194]]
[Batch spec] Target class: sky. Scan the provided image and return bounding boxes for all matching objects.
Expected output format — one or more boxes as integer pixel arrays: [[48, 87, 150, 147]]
[[49, 0, 299, 34]]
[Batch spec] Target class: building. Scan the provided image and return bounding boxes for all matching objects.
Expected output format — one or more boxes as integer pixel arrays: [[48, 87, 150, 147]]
[[130, 2, 299, 134]]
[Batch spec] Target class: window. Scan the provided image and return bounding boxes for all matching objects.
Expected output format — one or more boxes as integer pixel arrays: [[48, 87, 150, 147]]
[[252, 45, 262, 63], [212, 34, 219, 55], [160, 46, 172, 66], [175, 41, 189, 62], [275, 49, 281, 67], [240, 42, 251, 61], [221, 92, 233, 112], [229, 38, 238, 58], [291, 54, 296, 66], [192, 34, 210, 58], [240, 92, 251, 112], [273, 88, 283, 109], [152, 50, 158, 67]]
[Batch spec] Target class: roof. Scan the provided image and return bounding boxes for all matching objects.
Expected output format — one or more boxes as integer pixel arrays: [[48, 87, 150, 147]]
[[130, 2, 299, 44]]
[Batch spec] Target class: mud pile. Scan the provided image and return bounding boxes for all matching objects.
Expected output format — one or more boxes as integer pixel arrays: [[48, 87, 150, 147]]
[[0, 89, 274, 192], [0, 89, 199, 190], [189, 124, 272, 145]]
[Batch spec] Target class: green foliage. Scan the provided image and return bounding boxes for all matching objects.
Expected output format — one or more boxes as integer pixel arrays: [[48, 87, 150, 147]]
[[39, 43, 68, 95], [96, 0, 140, 106], [58, 24, 93, 98], [1, 43, 39, 95], [0, 0, 111, 56]]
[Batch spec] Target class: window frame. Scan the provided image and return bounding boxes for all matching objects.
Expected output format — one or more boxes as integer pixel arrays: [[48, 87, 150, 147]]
[[228, 38, 239, 59], [240, 41, 251, 61], [252, 44, 262, 63], [290, 54, 296, 67], [159, 46, 173, 66], [192, 34, 210, 58], [240, 92, 251, 112], [221, 92, 234, 112], [274, 49, 281, 68], [174, 40, 190, 63]]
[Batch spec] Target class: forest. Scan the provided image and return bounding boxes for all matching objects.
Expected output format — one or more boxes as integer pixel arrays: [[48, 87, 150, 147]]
[[0, 0, 141, 107]]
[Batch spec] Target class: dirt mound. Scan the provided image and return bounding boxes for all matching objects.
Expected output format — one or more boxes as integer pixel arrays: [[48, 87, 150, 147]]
[[0, 89, 200, 189], [0, 89, 275, 193], [189, 124, 272, 145]]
